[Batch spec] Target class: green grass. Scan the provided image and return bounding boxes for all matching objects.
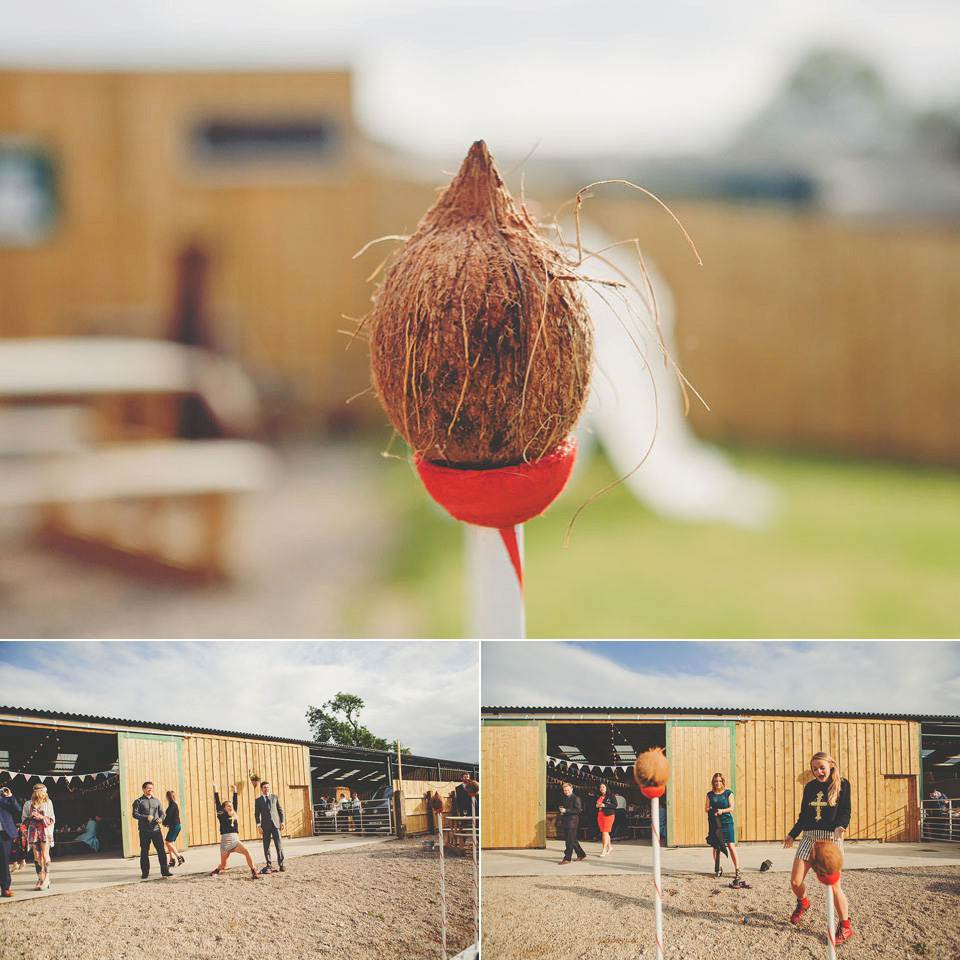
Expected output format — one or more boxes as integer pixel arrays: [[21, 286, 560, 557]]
[[372, 447, 960, 638]]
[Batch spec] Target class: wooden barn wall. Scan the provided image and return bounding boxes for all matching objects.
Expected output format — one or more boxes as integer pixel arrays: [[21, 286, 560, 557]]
[[397, 778, 464, 836], [554, 197, 960, 466], [0, 69, 378, 424], [481, 721, 545, 849], [182, 734, 311, 847], [735, 717, 921, 842], [118, 732, 184, 858]]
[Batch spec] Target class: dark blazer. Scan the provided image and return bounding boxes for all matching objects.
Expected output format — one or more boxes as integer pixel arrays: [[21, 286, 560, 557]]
[[559, 793, 582, 829], [255, 793, 284, 828], [0, 793, 20, 839], [455, 783, 477, 817]]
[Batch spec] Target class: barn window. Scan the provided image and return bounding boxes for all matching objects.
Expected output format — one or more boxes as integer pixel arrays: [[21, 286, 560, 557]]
[[189, 117, 341, 164]]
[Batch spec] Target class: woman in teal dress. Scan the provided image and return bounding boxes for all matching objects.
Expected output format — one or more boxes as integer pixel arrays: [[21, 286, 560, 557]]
[[705, 773, 743, 885]]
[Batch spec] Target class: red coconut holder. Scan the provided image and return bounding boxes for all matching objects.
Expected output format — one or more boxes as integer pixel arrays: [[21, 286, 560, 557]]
[[817, 872, 841, 886], [639, 785, 666, 799], [414, 437, 578, 589]]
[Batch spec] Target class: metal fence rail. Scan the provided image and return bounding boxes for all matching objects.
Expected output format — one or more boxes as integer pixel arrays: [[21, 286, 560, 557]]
[[921, 798, 959, 842], [313, 797, 394, 837]]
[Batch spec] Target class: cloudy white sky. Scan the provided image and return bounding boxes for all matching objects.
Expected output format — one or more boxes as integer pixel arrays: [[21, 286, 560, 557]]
[[3, 1, 960, 157], [0, 641, 479, 761], [482, 641, 960, 715]]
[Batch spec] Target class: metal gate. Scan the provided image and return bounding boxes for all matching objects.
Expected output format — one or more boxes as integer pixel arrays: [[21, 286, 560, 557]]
[[313, 793, 395, 837], [921, 798, 959, 842]]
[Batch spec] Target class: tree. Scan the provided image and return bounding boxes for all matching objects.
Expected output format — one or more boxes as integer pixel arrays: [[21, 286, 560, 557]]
[[305, 693, 409, 753]]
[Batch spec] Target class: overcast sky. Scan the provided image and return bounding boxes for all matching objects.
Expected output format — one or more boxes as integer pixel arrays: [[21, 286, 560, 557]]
[[0, 640, 479, 761], [481, 641, 960, 715], [3, 1, 960, 157]]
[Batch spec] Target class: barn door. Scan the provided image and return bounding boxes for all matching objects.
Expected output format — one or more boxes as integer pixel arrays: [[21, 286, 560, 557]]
[[883, 775, 919, 841], [118, 733, 184, 858], [667, 721, 736, 847], [481, 720, 546, 848], [285, 785, 311, 838]]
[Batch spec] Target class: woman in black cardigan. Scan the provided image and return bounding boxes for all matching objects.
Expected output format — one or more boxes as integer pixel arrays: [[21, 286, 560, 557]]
[[782, 753, 852, 943], [209, 783, 260, 880]]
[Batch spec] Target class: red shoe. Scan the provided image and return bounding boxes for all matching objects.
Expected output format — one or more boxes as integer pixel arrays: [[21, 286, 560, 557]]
[[1, 890, 13, 898], [835, 921, 853, 944], [790, 898, 810, 924]]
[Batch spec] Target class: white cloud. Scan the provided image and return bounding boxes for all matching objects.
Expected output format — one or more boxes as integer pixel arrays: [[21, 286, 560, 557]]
[[480, 640, 960, 715], [0, 640, 479, 761]]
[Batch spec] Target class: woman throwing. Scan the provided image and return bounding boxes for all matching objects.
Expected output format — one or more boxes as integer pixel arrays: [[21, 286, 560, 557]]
[[595, 782, 616, 857], [164, 790, 184, 868], [24, 783, 55, 890], [209, 783, 260, 880], [705, 773, 744, 885], [783, 752, 853, 944]]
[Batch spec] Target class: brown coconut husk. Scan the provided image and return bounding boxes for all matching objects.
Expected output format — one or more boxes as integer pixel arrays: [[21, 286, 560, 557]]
[[810, 840, 843, 878], [367, 140, 593, 467], [465, 779, 480, 796], [633, 747, 670, 787], [430, 791, 445, 813]]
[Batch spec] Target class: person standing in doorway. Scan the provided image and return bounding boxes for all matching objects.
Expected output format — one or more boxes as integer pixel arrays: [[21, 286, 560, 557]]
[[24, 783, 56, 890], [255, 781, 285, 874], [595, 783, 616, 857], [132, 782, 172, 880], [558, 782, 586, 864], [0, 784, 22, 898]]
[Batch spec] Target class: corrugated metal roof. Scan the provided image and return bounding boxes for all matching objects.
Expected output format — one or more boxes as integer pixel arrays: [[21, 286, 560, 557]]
[[0, 705, 477, 769], [482, 705, 960, 722]]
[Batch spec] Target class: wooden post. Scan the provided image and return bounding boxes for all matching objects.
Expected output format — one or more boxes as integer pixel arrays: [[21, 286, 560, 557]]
[[437, 806, 447, 960], [465, 525, 525, 638], [396, 741, 406, 838]]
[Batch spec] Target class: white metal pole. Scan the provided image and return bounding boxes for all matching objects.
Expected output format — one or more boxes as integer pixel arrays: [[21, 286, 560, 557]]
[[825, 883, 837, 960], [651, 794, 663, 960], [437, 808, 447, 960], [465, 525, 525, 639], [470, 795, 479, 944]]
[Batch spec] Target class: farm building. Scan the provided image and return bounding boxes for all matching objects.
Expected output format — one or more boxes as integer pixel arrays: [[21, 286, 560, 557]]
[[481, 706, 960, 849], [0, 705, 477, 858]]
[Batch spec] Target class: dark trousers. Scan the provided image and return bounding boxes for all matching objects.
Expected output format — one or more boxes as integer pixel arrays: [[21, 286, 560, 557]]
[[0, 833, 12, 892], [563, 822, 585, 861], [139, 829, 170, 877], [261, 823, 284, 867]]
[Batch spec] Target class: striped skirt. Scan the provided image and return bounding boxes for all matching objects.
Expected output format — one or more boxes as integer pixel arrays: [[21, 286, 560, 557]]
[[795, 828, 842, 861]]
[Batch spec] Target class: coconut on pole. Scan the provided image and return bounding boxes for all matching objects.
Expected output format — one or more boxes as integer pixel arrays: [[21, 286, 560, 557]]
[[365, 140, 591, 592], [634, 748, 670, 960], [812, 840, 844, 960]]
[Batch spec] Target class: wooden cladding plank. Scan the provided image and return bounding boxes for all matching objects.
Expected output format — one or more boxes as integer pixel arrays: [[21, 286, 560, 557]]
[[481, 723, 543, 849]]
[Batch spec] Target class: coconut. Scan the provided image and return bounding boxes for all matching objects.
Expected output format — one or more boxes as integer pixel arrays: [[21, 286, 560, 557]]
[[633, 747, 670, 788], [465, 779, 480, 796], [368, 140, 593, 467], [810, 840, 843, 878], [430, 792, 445, 813]]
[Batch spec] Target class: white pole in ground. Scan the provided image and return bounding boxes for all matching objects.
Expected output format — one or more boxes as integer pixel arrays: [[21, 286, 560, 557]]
[[465, 525, 525, 639], [825, 884, 837, 960], [470, 795, 479, 944], [650, 794, 664, 960], [437, 808, 447, 960]]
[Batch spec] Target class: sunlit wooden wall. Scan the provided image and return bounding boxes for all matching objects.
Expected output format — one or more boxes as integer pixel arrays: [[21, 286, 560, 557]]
[[398, 778, 464, 836], [582, 197, 960, 466], [118, 732, 183, 858], [734, 715, 921, 842], [480, 721, 546, 849], [181, 733, 312, 847], [0, 69, 379, 424]]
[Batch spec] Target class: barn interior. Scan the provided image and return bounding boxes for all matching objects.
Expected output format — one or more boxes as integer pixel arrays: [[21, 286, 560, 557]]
[[546, 721, 666, 842], [0, 721, 121, 857]]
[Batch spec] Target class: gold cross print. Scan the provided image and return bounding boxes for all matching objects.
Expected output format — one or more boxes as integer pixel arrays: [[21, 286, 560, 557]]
[[810, 790, 829, 821]]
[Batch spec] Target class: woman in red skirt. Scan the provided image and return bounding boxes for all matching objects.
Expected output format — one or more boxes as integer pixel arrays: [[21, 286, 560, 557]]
[[596, 782, 616, 857]]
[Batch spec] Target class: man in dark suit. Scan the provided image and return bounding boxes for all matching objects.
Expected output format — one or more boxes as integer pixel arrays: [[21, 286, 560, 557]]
[[558, 782, 586, 864], [0, 785, 22, 897], [255, 781, 285, 874], [455, 773, 478, 817]]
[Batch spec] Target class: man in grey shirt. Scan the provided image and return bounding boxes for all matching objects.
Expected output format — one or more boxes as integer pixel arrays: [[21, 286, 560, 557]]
[[132, 782, 172, 879]]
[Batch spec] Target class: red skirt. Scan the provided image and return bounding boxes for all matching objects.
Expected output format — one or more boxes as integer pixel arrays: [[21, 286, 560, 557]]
[[598, 811, 615, 832]]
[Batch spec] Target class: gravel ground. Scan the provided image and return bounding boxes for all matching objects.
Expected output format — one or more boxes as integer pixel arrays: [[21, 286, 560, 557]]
[[482, 866, 960, 960], [0, 839, 474, 960]]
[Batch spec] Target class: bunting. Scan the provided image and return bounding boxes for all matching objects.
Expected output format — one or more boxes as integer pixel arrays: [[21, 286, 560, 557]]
[[1, 769, 116, 786]]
